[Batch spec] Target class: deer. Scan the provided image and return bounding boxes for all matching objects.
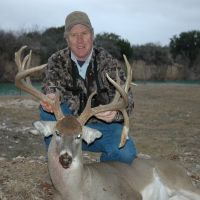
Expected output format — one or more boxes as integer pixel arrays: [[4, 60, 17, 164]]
[[15, 46, 200, 200]]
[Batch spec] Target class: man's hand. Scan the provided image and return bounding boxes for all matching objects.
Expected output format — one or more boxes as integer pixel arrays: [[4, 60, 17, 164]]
[[40, 93, 57, 113], [95, 111, 117, 123]]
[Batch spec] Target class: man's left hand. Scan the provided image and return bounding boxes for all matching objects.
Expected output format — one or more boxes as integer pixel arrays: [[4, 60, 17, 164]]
[[95, 111, 117, 123]]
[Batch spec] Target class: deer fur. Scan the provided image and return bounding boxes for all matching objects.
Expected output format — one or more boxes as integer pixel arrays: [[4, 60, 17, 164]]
[[34, 120, 200, 200]]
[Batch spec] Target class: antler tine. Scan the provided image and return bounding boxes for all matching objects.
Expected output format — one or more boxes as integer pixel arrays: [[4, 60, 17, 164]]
[[107, 69, 123, 104], [123, 54, 132, 92], [106, 73, 128, 105], [15, 45, 26, 71], [15, 46, 65, 120], [118, 110, 129, 148], [77, 91, 97, 126], [109, 55, 132, 107], [22, 50, 31, 71], [21, 47, 32, 85], [118, 55, 133, 148], [25, 51, 32, 86]]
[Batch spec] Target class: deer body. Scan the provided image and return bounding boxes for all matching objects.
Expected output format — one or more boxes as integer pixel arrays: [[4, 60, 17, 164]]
[[15, 46, 200, 200], [111, 159, 200, 200], [44, 127, 200, 200]]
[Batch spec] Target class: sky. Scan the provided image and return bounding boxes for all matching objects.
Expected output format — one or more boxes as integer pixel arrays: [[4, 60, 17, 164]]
[[0, 0, 200, 46]]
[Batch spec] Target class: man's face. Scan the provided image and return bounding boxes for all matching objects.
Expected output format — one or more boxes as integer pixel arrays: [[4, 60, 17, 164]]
[[67, 24, 93, 61]]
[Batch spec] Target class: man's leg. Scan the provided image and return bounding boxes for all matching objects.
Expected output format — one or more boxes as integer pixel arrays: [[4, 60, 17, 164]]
[[82, 122, 137, 164]]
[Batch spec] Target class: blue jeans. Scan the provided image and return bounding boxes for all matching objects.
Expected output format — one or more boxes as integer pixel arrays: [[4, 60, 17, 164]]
[[39, 103, 137, 164]]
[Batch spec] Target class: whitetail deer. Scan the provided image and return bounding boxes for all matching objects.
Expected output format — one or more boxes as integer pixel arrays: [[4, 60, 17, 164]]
[[15, 46, 200, 200]]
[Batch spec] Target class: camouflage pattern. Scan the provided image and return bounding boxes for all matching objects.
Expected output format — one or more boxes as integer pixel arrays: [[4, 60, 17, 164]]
[[41, 46, 134, 122]]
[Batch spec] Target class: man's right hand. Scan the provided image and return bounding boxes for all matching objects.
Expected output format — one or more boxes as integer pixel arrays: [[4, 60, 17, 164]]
[[40, 93, 57, 113]]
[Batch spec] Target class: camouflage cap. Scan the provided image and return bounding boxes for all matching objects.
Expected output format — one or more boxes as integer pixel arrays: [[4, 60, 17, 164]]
[[65, 11, 93, 32]]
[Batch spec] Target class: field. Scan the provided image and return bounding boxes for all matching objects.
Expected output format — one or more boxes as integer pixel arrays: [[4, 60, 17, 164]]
[[0, 83, 200, 199]]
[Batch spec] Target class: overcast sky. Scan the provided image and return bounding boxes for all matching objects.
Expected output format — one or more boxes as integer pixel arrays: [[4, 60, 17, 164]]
[[1, 0, 199, 45]]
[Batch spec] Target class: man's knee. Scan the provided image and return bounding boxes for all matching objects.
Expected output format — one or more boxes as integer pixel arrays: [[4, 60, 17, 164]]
[[101, 137, 137, 164], [117, 139, 137, 164], [119, 149, 137, 164]]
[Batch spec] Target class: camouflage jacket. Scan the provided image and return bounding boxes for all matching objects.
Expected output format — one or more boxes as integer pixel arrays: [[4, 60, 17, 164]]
[[41, 46, 134, 122]]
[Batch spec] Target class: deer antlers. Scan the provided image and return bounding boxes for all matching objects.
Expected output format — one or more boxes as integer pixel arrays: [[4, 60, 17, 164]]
[[77, 55, 133, 148], [15, 46, 64, 120], [15, 46, 133, 148]]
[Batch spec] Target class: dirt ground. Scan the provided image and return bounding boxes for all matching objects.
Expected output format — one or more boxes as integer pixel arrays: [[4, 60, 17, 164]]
[[0, 83, 200, 199]]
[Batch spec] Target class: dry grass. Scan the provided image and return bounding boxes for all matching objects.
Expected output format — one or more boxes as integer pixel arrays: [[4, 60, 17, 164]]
[[0, 83, 199, 199]]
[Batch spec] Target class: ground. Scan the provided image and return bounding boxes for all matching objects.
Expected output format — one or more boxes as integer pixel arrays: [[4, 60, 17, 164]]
[[0, 83, 200, 199]]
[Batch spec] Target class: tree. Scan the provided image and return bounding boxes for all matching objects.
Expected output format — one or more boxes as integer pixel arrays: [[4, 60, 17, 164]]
[[169, 30, 200, 68], [40, 26, 66, 62], [95, 32, 133, 61], [132, 43, 171, 66], [0, 30, 19, 60]]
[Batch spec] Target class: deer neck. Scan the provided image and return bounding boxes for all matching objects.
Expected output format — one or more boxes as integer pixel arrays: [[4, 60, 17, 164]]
[[48, 137, 84, 200]]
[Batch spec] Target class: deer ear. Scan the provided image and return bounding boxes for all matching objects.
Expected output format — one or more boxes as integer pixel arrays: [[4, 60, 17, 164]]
[[82, 126, 102, 144], [33, 121, 57, 137]]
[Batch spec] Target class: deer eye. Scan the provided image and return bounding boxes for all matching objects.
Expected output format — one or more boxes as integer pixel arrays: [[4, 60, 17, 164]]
[[75, 134, 81, 140], [55, 130, 61, 137]]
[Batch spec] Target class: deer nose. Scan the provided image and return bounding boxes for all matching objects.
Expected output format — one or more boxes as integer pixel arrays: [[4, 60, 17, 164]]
[[59, 153, 72, 169]]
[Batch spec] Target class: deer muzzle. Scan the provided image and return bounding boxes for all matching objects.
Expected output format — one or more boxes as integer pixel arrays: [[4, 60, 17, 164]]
[[59, 153, 72, 169]]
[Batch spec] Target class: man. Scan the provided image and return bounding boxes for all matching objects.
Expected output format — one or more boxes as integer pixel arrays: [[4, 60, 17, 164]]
[[40, 11, 137, 164]]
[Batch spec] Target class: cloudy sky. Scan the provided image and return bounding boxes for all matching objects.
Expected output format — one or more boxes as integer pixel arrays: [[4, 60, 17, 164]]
[[1, 0, 199, 45]]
